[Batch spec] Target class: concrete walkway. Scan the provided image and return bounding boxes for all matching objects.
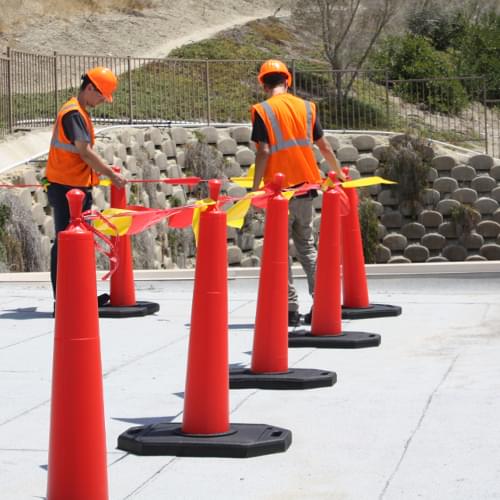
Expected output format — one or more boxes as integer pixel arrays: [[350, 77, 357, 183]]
[[1, 273, 500, 499]]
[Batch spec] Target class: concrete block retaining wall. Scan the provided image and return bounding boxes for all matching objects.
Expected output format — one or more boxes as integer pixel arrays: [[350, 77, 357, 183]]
[[1, 126, 500, 271]]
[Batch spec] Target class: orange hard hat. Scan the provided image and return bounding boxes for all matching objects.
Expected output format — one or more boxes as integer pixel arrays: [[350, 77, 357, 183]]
[[258, 59, 292, 87], [86, 67, 118, 102]]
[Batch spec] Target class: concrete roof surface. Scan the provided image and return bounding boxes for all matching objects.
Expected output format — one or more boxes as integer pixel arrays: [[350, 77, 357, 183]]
[[1, 274, 500, 500]]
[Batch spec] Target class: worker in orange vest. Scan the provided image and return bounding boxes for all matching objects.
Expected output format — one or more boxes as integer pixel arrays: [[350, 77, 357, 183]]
[[46, 66, 127, 301], [251, 59, 345, 326]]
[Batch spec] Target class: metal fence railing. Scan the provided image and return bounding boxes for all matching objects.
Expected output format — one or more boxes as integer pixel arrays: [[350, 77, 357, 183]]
[[0, 56, 11, 138], [1, 48, 499, 158]]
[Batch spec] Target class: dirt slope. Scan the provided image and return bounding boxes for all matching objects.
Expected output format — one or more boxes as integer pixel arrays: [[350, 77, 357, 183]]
[[0, 0, 285, 57]]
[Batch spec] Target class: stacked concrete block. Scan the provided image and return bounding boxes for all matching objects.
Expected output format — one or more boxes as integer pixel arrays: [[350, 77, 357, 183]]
[[235, 146, 255, 166], [419, 210, 443, 228], [474, 197, 499, 215], [230, 126, 252, 144], [198, 126, 219, 144], [437, 198, 461, 216], [217, 135, 238, 155], [170, 127, 189, 145], [468, 154, 494, 172], [480, 243, 500, 260], [223, 159, 242, 178], [451, 164, 476, 183], [324, 134, 340, 151], [41, 215, 55, 240], [381, 211, 402, 229], [401, 222, 425, 240], [18, 189, 34, 211], [421, 232, 446, 251], [31, 203, 46, 226], [433, 177, 458, 194], [383, 233, 407, 251], [352, 134, 376, 151], [336, 145, 359, 163], [451, 187, 478, 204], [460, 232, 484, 250], [432, 154, 457, 173], [375, 245, 391, 263], [442, 244, 467, 261], [471, 175, 496, 193], [404, 243, 430, 262], [357, 155, 379, 174], [5, 126, 500, 272]]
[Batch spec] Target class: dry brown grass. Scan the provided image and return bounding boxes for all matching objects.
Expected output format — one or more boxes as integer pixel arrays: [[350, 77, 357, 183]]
[[3, 0, 156, 29]]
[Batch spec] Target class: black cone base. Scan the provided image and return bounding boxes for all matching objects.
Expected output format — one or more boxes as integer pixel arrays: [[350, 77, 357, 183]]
[[342, 303, 402, 320], [117, 422, 292, 458], [289, 330, 381, 349], [98, 300, 160, 318], [229, 367, 336, 390]]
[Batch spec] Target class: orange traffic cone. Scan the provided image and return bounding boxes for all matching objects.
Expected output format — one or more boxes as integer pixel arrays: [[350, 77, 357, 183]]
[[182, 179, 230, 434], [47, 189, 108, 500], [340, 166, 402, 320], [117, 180, 292, 457], [230, 173, 336, 388], [99, 166, 159, 318], [288, 172, 381, 349]]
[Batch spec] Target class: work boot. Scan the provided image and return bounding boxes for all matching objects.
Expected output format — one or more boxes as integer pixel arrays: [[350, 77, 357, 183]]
[[97, 293, 110, 307], [288, 310, 301, 327], [304, 308, 312, 325]]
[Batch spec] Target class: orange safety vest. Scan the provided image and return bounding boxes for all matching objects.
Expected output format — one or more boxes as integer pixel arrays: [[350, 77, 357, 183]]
[[251, 93, 321, 187], [46, 97, 99, 187]]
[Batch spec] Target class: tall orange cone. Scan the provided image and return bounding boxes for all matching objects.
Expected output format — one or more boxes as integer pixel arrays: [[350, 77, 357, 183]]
[[117, 180, 292, 457], [182, 179, 229, 434], [230, 173, 336, 388], [47, 189, 108, 500], [311, 172, 342, 335], [289, 172, 381, 349], [340, 166, 402, 320], [99, 166, 159, 318]]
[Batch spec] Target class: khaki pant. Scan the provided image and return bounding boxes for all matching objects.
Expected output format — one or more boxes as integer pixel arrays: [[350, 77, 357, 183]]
[[287, 195, 316, 312]]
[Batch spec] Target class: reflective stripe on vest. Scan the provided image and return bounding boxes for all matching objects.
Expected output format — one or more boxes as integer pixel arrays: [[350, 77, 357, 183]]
[[50, 103, 79, 153], [260, 100, 313, 154]]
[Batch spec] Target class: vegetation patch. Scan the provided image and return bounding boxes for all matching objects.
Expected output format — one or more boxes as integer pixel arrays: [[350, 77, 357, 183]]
[[379, 132, 432, 218], [358, 194, 379, 264]]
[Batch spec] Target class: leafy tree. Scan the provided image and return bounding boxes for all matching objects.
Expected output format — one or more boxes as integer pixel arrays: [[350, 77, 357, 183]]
[[370, 34, 469, 113], [453, 10, 500, 101], [406, 3, 467, 51]]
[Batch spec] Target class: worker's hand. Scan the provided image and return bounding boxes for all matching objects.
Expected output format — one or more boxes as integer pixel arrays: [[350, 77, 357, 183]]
[[110, 171, 127, 189], [337, 171, 347, 183]]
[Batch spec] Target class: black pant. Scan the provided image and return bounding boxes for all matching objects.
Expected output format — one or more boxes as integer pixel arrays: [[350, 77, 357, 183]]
[[47, 182, 92, 295]]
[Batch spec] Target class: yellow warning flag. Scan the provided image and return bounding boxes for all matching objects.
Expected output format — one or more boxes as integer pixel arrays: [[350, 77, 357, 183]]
[[226, 191, 265, 229], [341, 176, 396, 189], [230, 164, 264, 189], [192, 198, 216, 244], [92, 208, 133, 236]]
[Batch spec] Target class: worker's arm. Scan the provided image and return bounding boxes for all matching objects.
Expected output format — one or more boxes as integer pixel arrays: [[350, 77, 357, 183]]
[[315, 136, 346, 182], [74, 140, 127, 188], [252, 142, 270, 191]]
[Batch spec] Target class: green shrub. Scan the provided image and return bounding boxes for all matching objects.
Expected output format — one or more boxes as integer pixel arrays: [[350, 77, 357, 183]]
[[453, 10, 500, 102], [370, 34, 469, 114], [358, 194, 379, 264], [379, 132, 432, 218], [407, 4, 467, 51], [450, 204, 481, 237]]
